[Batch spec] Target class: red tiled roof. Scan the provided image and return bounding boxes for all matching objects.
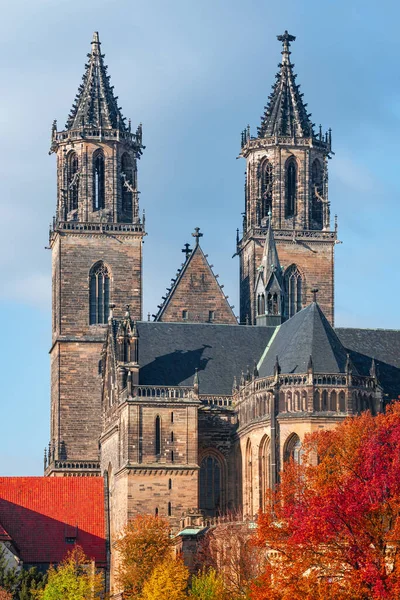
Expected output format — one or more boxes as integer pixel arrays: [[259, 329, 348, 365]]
[[0, 478, 106, 565]]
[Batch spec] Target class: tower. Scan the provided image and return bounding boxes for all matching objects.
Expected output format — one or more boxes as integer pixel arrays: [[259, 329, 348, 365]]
[[238, 31, 337, 326], [45, 33, 145, 476]]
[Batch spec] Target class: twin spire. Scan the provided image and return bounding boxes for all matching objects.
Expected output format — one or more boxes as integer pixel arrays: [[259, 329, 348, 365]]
[[258, 31, 314, 139], [65, 32, 128, 133]]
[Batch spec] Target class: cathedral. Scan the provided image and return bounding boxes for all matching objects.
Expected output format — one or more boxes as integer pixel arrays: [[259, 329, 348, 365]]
[[39, 30, 400, 589]]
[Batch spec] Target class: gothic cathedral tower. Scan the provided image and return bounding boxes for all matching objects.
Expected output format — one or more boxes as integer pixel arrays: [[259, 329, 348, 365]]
[[45, 33, 145, 476], [238, 32, 337, 325]]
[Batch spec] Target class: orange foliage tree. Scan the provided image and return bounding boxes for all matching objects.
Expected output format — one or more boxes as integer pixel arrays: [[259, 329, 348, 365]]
[[0, 589, 12, 600], [251, 404, 400, 600], [115, 514, 173, 598]]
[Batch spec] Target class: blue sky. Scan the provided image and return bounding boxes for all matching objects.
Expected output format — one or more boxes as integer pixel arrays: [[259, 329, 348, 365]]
[[0, 0, 399, 475]]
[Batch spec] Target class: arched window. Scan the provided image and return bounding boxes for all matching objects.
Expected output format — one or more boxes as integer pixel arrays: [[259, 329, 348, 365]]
[[284, 265, 303, 318], [284, 433, 302, 464], [311, 159, 323, 229], [259, 436, 271, 511], [285, 158, 297, 218], [93, 151, 105, 211], [168, 502, 172, 517], [314, 390, 320, 411], [121, 153, 133, 219], [330, 391, 337, 411], [155, 416, 161, 456], [89, 262, 110, 325], [260, 160, 273, 220], [67, 152, 79, 213], [199, 455, 222, 516], [245, 440, 253, 517], [339, 391, 346, 412]]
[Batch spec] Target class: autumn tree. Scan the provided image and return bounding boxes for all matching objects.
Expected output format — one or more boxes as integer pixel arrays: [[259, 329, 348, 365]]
[[252, 403, 400, 600], [115, 514, 173, 598], [0, 589, 12, 600], [141, 555, 189, 600], [189, 567, 229, 600], [196, 514, 265, 598], [35, 546, 103, 600]]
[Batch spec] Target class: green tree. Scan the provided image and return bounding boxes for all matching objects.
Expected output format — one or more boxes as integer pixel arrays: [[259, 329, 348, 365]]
[[190, 568, 228, 600], [0, 547, 45, 599], [35, 546, 103, 600]]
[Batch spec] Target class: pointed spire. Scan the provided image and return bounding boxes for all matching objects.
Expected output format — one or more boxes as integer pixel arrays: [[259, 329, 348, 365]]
[[260, 212, 282, 285], [258, 31, 314, 139], [232, 376, 238, 393], [370, 358, 377, 379], [65, 32, 127, 132], [274, 356, 281, 377], [307, 354, 313, 372], [253, 361, 259, 379], [193, 368, 199, 395]]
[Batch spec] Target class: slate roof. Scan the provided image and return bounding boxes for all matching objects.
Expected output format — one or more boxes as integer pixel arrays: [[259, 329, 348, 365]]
[[137, 322, 275, 395], [0, 478, 106, 565], [258, 31, 314, 139], [258, 303, 350, 377], [134, 312, 400, 399], [336, 328, 400, 400], [65, 32, 127, 132]]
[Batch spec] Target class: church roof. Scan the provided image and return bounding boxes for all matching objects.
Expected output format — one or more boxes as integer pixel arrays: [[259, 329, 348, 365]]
[[107, 316, 400, 399], [258, 302, 350, 377], [136, 322, 274, 395], [258, 31, 314, 139], [65, 32, 127, 132], [154, 229, 237, 324], [0, 478, 106, 566]]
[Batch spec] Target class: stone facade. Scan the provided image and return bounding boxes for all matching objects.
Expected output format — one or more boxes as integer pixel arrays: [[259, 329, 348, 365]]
[[43, 31, 400, 598]]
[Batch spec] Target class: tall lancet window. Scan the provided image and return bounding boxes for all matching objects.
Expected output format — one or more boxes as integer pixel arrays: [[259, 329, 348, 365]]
[[67, 152, 79, 213], [260, 160, 273, 221], [285, 158, 297, 218], [121, 153, 133, 220], [199, 455, 222, 516], [89, 261, 110, 324], [311, 159, 323, 229], [284, 264, 302, 318], [93, 151, 105, 211]]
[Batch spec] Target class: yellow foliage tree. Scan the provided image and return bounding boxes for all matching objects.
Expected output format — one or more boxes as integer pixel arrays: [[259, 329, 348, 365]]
[[141, 555, 189, 600]]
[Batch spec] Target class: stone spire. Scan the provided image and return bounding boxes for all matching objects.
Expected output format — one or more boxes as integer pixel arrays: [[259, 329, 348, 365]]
[[258, 31, 314, 139], [260, 213, 283, 288], [65, 32, 127, 133]]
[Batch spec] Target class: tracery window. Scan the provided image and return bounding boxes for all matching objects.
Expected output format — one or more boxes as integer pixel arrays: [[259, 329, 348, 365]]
[[257, 294, 265, 316], [89, 262, 110, 325], [284, 433, 302, 464], [284, 265, 303, 318], [67, 152, 79, 213], [199, 455, 222, 516], [311, 159, 323, 229], [121, 152, 133, 219], [93, 151, 105, 211], [260, 160, 273, 220], [285, 158, 297, 218]]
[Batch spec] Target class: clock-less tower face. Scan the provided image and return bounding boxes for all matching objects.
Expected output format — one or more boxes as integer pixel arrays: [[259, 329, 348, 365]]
[[46, 33, 145, 476], [238, 31, 337, 326]]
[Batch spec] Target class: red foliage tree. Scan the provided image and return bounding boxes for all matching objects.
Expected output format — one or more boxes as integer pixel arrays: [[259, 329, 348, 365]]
[[252, 404, 400, 600]]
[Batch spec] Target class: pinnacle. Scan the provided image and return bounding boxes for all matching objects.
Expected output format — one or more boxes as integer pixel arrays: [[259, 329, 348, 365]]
[[258, 31, 314, 139], [65, 32, 127, 132]]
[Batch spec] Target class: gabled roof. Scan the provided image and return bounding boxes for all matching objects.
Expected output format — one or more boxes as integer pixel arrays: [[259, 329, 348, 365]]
[[65, 32, 127, 132], [0, 520, 12, 542], [154, 232, 237, 325], [258, 302, 351, 377], [258, 31, 314, 139], [0, 478, 105, 565]]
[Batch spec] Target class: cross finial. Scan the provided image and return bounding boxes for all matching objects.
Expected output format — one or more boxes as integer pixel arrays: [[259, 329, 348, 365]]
[[182, 242, 192, 260], [311, 288, 319, 303], [277, 30, 295, 64], [192, 227, 203, 246]]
